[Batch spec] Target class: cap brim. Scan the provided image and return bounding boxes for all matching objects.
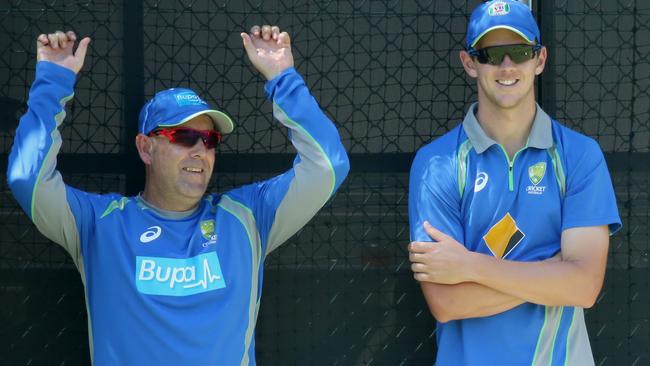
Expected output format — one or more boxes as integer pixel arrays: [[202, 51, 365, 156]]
[[159, 110, 235, 134], [470, 25, 536, 48], [202, 110, 234, 134]]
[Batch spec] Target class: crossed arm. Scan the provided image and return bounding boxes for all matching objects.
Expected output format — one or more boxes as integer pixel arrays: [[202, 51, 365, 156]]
[[410, 222, 609, 323]]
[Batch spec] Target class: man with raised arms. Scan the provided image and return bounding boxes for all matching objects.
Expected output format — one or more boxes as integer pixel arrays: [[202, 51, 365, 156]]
[[8, 25, 349, 365]]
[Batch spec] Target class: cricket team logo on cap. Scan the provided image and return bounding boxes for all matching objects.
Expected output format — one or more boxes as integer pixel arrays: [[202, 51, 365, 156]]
[[483, 212, 525, 259], [488, 1, 511, 16], [527, 161, 547, 195], [174, 91, 208, 107]]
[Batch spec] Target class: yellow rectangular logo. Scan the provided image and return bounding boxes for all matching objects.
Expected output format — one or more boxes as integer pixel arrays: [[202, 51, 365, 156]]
[[483, 213, 525, 259]]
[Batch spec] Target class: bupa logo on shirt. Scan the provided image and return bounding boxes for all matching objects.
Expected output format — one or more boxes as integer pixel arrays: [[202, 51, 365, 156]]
[[488, 2, 510, 16], [174, 92, 208, 107], [136, 252, 226, 296]]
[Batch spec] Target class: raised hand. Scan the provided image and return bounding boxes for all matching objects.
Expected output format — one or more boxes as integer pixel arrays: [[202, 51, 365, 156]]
[[37, 31, 90, 74], [241, 25, 294, 80]]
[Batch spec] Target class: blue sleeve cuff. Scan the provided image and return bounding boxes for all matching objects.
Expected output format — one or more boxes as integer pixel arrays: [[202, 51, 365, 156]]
[[264, 67, 300, 100], [35, 61, 77, 93]]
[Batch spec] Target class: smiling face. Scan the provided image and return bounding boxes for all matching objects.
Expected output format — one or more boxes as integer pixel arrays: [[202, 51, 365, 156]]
[[137, 114, 216, 211], [460, 28, 547, 111]]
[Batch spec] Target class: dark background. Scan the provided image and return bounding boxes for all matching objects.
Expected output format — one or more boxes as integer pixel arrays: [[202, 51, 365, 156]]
[[1, 0, 649, 365]]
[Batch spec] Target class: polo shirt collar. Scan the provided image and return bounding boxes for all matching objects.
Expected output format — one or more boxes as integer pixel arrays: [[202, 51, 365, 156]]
[[136, 193, 200, 219], [462, 102, 553, 154]]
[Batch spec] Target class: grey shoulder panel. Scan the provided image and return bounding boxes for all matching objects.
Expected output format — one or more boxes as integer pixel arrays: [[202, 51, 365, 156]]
[[265, 104, 336, 255], [564, 308, 595, 366], [217, 195, 263, 366], [32, 108, 82, 268]]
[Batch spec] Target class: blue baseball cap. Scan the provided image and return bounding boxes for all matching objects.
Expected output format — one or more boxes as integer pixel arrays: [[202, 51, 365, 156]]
[[138, 88, 234, 135], [466, 0, 540, 50]]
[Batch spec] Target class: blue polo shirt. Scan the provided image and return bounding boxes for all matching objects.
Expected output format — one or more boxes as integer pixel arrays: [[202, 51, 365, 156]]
[[409, 103, 621, 366]]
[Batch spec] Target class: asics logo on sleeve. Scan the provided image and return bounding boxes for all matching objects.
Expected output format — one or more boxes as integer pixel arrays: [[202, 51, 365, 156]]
[[136, 252, 226, 296], [140, 226, 162, 243], [474, 172, 489, 192]]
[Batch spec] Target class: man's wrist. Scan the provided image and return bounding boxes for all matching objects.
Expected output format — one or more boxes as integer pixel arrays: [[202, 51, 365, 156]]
[[263, 67, 299, 99], [36, 60, 77, 76], [464, 251, 485, 283], [266, 67, 294, 82], [263, 69, 281, 81]]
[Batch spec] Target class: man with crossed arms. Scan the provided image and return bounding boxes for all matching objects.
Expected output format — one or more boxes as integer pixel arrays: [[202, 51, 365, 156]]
[[408, 1, 621, 365]]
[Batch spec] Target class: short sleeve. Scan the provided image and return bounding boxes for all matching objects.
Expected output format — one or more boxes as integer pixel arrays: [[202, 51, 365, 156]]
[[409, 144, 464, 243], [561, 139, 621, 234]]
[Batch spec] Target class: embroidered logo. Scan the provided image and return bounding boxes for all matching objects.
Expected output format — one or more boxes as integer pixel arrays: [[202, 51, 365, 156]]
[[488, 2, 510, 16], [483, 213, 525, 259], [200, 219, 218, 247], [140, 226, 162, 243], [474, 172, 489, 193], [200, 220, 215, 240], [527, 162, 547, 195], [174, 91, 208, 107], [528, 162, 546, 185]]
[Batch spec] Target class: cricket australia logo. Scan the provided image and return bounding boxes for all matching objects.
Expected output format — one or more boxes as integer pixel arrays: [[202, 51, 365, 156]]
[[200, 219, 218, 247], [488, 2, 510, 16], [526, 162, 547, 195]]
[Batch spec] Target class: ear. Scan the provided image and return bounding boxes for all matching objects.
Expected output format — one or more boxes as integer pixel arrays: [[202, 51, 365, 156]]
[[460, 50, 478, 78], [135, 134, 154, 165], [534, 46, 547, 76]]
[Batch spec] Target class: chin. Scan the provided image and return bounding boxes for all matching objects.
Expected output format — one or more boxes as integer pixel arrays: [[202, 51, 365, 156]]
[[178, 185, 209, 200], [494, 96, 526, 110]]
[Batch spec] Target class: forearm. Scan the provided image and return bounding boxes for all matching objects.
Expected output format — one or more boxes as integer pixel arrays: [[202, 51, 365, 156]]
[[263, 68, 349, 253], [7, 61, 82, 258], [421, 281, 524, 323], [264, 67, 349, 189], [466, 252, 604, 308], [8, 61, 75, 217]]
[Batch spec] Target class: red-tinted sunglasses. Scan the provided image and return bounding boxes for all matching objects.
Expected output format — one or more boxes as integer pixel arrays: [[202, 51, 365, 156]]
[[149, 127, 222, 149]]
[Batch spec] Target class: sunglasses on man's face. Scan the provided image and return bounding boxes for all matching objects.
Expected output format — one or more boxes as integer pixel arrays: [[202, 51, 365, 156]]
[[468, 44, 542, 65], [149, 127, 222, 149]]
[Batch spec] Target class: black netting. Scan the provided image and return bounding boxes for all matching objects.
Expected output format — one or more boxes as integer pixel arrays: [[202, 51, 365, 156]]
[[1, 0, 649, 365]]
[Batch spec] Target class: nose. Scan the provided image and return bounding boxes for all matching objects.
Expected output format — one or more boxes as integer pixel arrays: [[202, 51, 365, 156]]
[[499, 54, 516, 68], [189, 138, 208, 158]]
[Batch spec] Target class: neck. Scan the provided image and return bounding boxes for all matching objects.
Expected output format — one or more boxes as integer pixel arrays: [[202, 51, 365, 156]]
[[475, 99, 537, 158]]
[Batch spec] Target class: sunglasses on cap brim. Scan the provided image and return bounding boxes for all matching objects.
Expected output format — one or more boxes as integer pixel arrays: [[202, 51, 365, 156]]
[[468, 44, 542, 65], [148, 127, 222, 149]]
